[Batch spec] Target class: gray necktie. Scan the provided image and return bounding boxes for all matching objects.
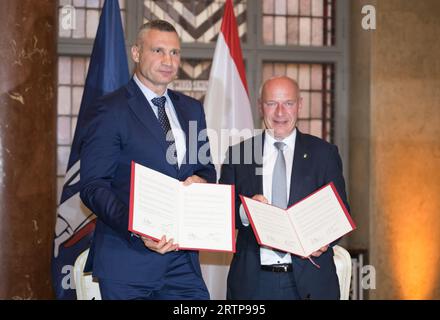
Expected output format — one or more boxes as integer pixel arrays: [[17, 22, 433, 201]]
[[272, 141, 288, 259]]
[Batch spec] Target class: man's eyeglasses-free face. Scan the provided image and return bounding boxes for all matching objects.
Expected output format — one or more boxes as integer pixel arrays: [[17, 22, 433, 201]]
[[262, 100, 300, 109]]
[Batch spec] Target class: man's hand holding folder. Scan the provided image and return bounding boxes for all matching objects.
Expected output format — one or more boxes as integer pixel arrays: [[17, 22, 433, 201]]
[[240, 183, 356, 259]]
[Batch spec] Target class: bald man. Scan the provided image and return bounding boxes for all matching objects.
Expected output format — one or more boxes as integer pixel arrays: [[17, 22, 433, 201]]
[[219, 76, 350, 300]]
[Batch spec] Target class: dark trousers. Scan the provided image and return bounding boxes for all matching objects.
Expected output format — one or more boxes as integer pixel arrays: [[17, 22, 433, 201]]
[[251, 268, 301, 300], [98, 252, 209, 300]]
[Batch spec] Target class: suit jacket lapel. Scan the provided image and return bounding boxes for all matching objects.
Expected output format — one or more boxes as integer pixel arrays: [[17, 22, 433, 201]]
[[168, 90, 188, 135], [126, 79, 170, 154], [251, 133, 264, 197], [289, 129, 309, 206], [168, 89, 192, 179]]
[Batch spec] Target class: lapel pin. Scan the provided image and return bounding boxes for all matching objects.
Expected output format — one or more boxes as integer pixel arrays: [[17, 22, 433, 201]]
[[304, 153, 308, 159]]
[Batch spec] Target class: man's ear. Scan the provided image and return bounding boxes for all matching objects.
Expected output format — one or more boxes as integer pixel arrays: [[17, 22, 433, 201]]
[[131, 45, 140, 63], [297, 97, 303, 112], [257, 99, 264, 118]]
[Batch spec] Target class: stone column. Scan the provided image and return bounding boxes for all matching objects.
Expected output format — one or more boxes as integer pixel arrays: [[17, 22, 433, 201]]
[[0, 0, 57, 299]]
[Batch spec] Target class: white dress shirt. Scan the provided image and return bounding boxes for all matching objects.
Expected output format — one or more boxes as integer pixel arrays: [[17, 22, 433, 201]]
[[239, 129, 297, 265], [133, 74, 186, 168]]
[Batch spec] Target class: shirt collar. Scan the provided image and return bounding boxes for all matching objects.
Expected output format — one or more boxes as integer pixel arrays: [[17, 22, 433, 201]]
[[265, 128, 297, 151], [133, 74, 170, 103]]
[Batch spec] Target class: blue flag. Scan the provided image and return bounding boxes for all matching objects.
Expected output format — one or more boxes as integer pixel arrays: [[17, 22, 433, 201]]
[[51, 0, 130, 300]]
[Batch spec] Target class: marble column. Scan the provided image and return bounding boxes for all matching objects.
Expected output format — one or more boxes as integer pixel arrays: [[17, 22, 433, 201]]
[[0, 0, 57, 299]]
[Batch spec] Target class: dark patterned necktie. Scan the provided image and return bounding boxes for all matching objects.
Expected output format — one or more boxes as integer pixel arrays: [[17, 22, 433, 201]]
[[151, 96, 178, 168]]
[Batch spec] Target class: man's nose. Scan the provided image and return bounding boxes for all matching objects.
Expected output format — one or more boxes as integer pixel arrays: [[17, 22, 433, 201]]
[[162, 53, 172, 66], [275, 103, 284, 116]]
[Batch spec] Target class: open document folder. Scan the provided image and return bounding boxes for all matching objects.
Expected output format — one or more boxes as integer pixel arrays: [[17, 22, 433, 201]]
[[129, 162, 235, 252], [240, 183, 356, 258]]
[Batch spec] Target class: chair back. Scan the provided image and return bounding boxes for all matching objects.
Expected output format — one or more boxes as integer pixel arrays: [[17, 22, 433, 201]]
[[333, 245, 352, 300], [73, 248, 102, 300]]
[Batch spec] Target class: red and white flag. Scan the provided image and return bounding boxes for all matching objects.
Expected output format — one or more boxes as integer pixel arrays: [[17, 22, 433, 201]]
[[204, 0, 254, 172], [201, 0, 253, 300]]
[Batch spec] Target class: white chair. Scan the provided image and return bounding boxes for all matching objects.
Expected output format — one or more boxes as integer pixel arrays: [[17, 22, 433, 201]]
[[73, 248, 102, 300], [333, 245, 352, 300]]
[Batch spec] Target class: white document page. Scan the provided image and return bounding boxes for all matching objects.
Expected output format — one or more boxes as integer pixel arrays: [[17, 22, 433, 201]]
[[130, 163, 181, 241], [179, 183, 234, 252], [129, 162, 235, 252], [241, 197, 304, 255], [287, 184, 354, 257]]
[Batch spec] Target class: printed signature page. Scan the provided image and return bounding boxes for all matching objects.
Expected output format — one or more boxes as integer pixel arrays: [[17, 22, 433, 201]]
[[130, 163, 180, 241], [287, 184, 354, 257], [179, 183, 234, 252], [241, 196, 304, 256]]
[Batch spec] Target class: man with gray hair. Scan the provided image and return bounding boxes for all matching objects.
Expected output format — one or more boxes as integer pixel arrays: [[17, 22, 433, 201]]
[[220, 76, 350, 299], [79, 20, 215, 300]]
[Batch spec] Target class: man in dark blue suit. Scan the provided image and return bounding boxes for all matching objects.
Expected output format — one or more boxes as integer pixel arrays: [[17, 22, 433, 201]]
[[79, 20, 216, 300], [219, 76, 350, 300]]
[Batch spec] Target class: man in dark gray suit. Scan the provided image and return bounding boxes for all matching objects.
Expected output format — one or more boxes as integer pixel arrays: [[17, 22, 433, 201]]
[[220, 76, 350, 300]]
